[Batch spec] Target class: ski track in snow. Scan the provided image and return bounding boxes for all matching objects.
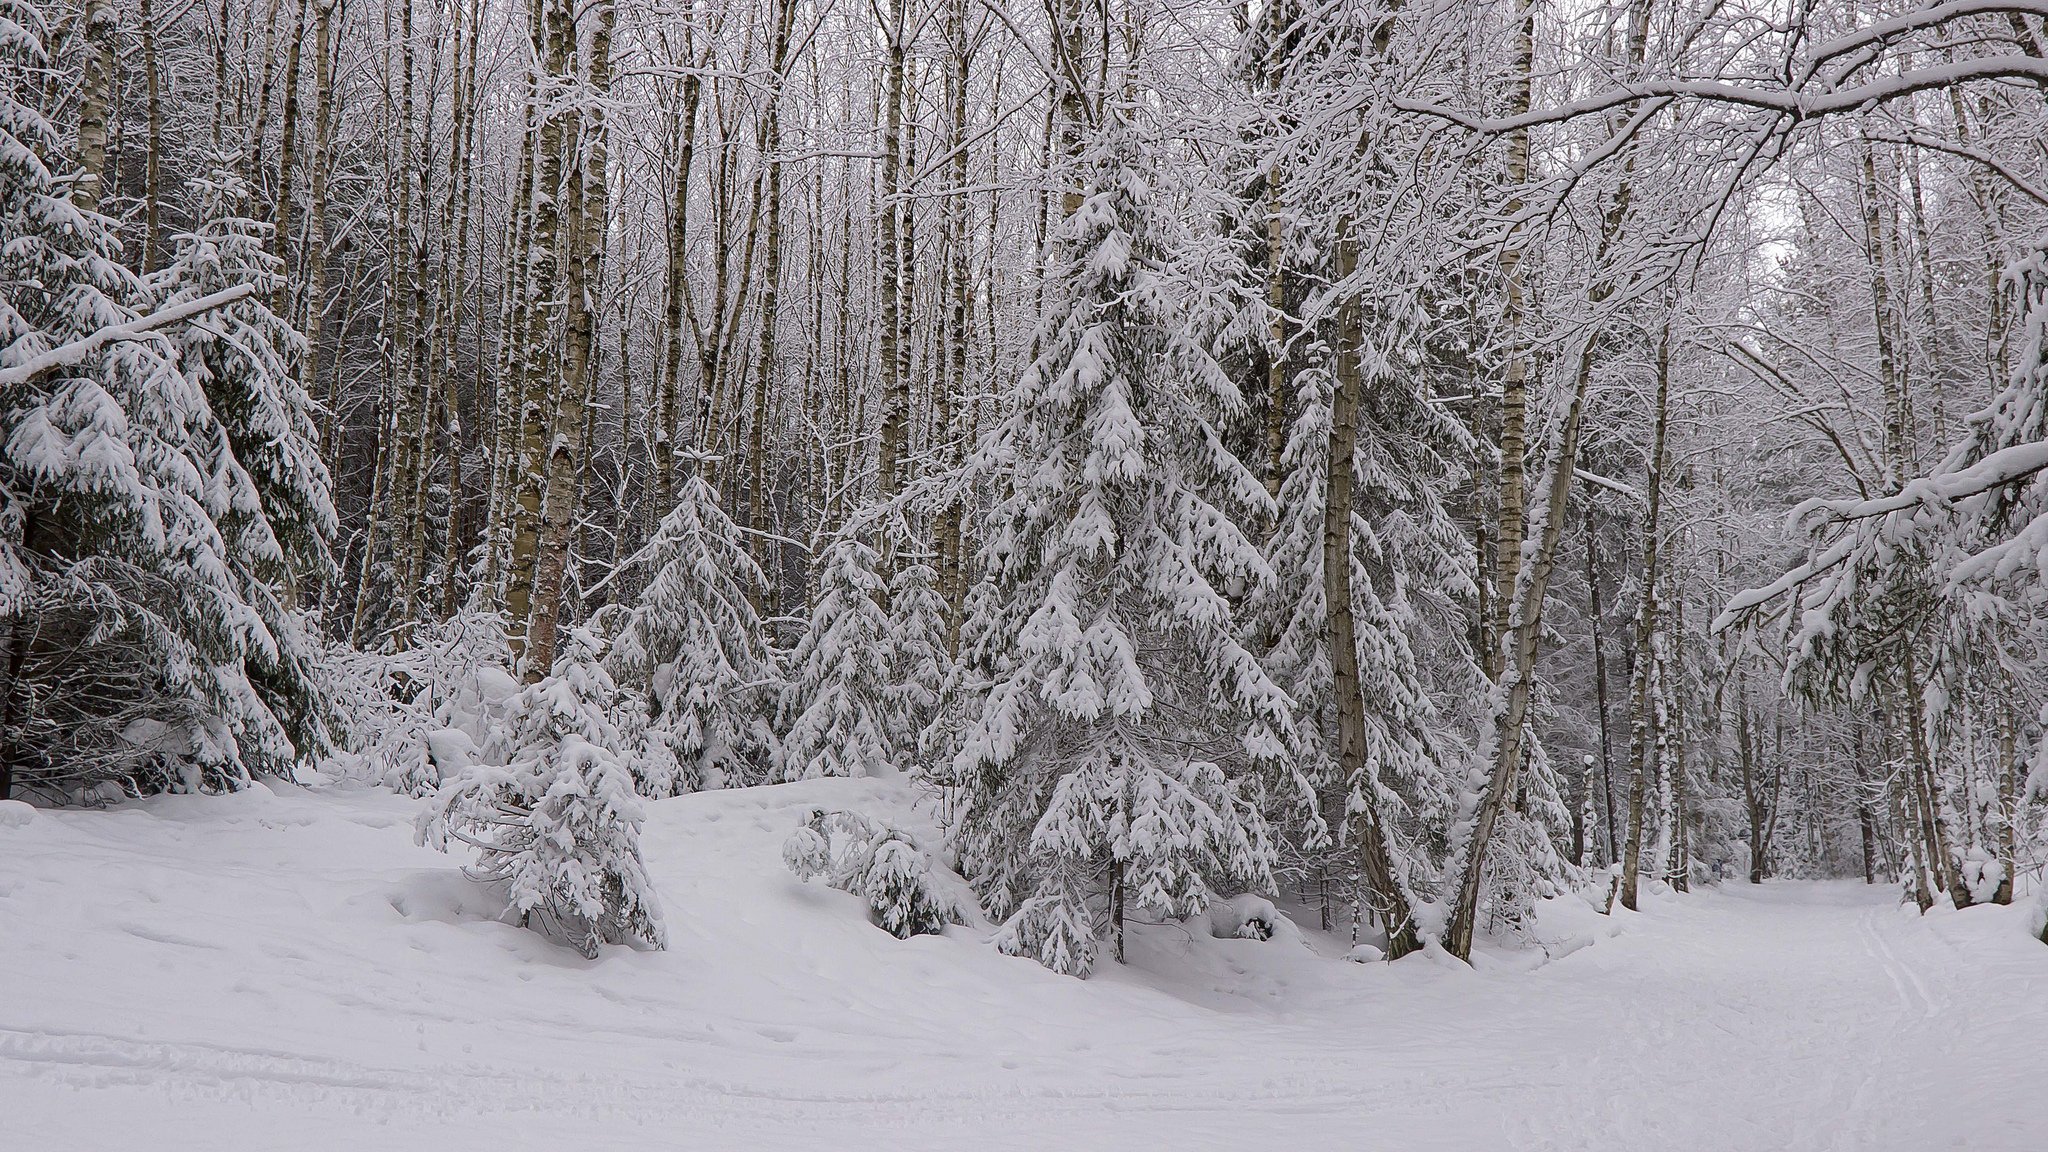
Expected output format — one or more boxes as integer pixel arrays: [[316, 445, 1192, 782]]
[[2, 779, 2040, 1151]]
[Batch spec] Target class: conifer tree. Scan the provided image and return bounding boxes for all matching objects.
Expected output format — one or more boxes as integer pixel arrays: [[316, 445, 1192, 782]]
[[154, 163, 336, 773], [418, 627, 666, 957], [950, 113, 1290, 976], [777, 530, 892, 780], [0, 5, 311, 797], [611, 467, 779, 792], [885, 556, 950, 770]]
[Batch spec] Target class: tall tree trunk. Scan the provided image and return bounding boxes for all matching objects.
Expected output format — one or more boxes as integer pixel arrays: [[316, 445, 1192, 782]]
[[1327, 227, 1421, 960], [874, 7, 911, 507], [273, 0, 307, 309], [1487, 0, 1536, 675], [657, 24, 707, 514], [524, 0, 613, 676], [1621, 326, 1673, 912], [139, 0, 164, 270], [306, 0, 336, 458], [1586, 507, 1618, 864], [504, 0, 576, 665], [75, 0, 115, 214], [749, 0, 798, 590]]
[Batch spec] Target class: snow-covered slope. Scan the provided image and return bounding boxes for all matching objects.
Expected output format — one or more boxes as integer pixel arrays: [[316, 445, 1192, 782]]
[[2, 780, 2040, 1150]]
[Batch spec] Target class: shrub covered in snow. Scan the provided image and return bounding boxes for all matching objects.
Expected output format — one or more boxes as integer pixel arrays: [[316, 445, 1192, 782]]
[[325, 608, 518, 796], [416, 629, 665, 957], [783, 807, 963, 939]]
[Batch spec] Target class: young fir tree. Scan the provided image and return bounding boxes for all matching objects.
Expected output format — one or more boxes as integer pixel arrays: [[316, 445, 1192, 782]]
[[885, 556, 951, 771], [152, 163, 336, 774], [777, 530, 893, 780], [0, 4, 306, 798], [418, 627, 666, 958], [611, 467, 779, 792], [949, 114, 1289, 977]]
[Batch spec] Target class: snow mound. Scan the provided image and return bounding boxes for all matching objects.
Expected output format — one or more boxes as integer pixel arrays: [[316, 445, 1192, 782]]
[[0, 798, 34, 828]]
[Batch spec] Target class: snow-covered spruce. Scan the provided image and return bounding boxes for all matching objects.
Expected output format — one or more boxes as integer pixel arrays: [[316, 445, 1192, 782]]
[[0, 7, 329, 800], [611, 467, 780, 793], [153, 162, 337, 774], [885, 557, 952, 768], [1251, 352, 1469, 914], [776, 531, 893, 781], [417, 628, 665, 957], [782, 807, 964, 939], [948, 113, 1289, 976]]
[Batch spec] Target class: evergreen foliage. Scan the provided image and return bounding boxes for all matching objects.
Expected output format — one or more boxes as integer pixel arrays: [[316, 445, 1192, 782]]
[[949, 114, 1289, 976], [776, 531, 892, 781], [0, 7, 328, 798], [418, 628, 666, 957], [612, 469, 780, 792]]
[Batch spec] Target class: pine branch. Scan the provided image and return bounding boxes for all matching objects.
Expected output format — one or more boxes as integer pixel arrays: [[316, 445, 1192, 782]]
[[0, 284, 255, 388]]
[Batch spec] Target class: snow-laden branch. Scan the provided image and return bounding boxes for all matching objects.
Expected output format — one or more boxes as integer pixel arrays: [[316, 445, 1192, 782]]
[[1393, 54, 2048, 137], [0, 284, 255, 388], [1789, 441, 2048, 526], [1574, 468, 1644, 504]]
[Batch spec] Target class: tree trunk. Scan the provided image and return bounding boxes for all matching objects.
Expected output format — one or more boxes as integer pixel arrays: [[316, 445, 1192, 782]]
[[523, 0, 613, 676], [273, 0, 307, 310], [75, 0, 115, 214], [504, 0, 576, 665], [874, 9, 910, 507], [1620, 326, 1672, 912], [1488, 0, 1536, 675], [139, 0, 164, 270], [1327, 227, 1421, 960], [1586, 506, 1617, 864]]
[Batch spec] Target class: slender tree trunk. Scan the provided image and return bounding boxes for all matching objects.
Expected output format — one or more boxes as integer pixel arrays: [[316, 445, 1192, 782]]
[[505, 0, 576, 664], [1621, 326, 1673, 912], [1327, 227, 1421, 959], [749, 0, 798, 586], [1586, 507, 1618, 864], [139, 0, 164, 270], [524, 0, 613, 675], [1994, 707, 2017, 904], [306, 0, 336, 458], [874, 8, 911, 507], [273, 0, 307, 309], [657, 26, 707, 513], [1488, 0, 1536, 674], [75, 0, 115, 213]]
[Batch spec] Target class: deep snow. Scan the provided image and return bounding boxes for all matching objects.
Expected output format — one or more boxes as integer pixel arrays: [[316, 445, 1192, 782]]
[[2, 778, 2040, 1150]]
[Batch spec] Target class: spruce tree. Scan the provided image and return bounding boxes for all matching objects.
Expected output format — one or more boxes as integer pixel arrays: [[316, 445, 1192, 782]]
[[418, 627, 666, 957], [950, 114, 1290, 976], [776, 530, 892, 780], [0, 5, 312, 798], [153, 163, 336, 773], [611, 468, 779, 792], [885, 556, 950, 772]]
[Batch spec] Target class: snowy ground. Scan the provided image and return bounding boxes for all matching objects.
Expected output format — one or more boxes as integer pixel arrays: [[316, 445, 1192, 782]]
[[3, 779, 2041, 1151]]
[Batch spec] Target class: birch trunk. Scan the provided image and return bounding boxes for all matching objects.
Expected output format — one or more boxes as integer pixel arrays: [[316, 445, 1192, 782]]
[[1621, 326, 1672, 912], [524, 0, 613, 676]]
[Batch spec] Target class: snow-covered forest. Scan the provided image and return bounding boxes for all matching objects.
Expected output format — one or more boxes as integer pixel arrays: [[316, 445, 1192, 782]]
[[5, 0, 2048, 1144]]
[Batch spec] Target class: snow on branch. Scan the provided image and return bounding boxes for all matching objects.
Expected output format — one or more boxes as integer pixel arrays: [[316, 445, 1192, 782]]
[[0, 284, 255, 388], [1394, 55, 2048, 137]]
